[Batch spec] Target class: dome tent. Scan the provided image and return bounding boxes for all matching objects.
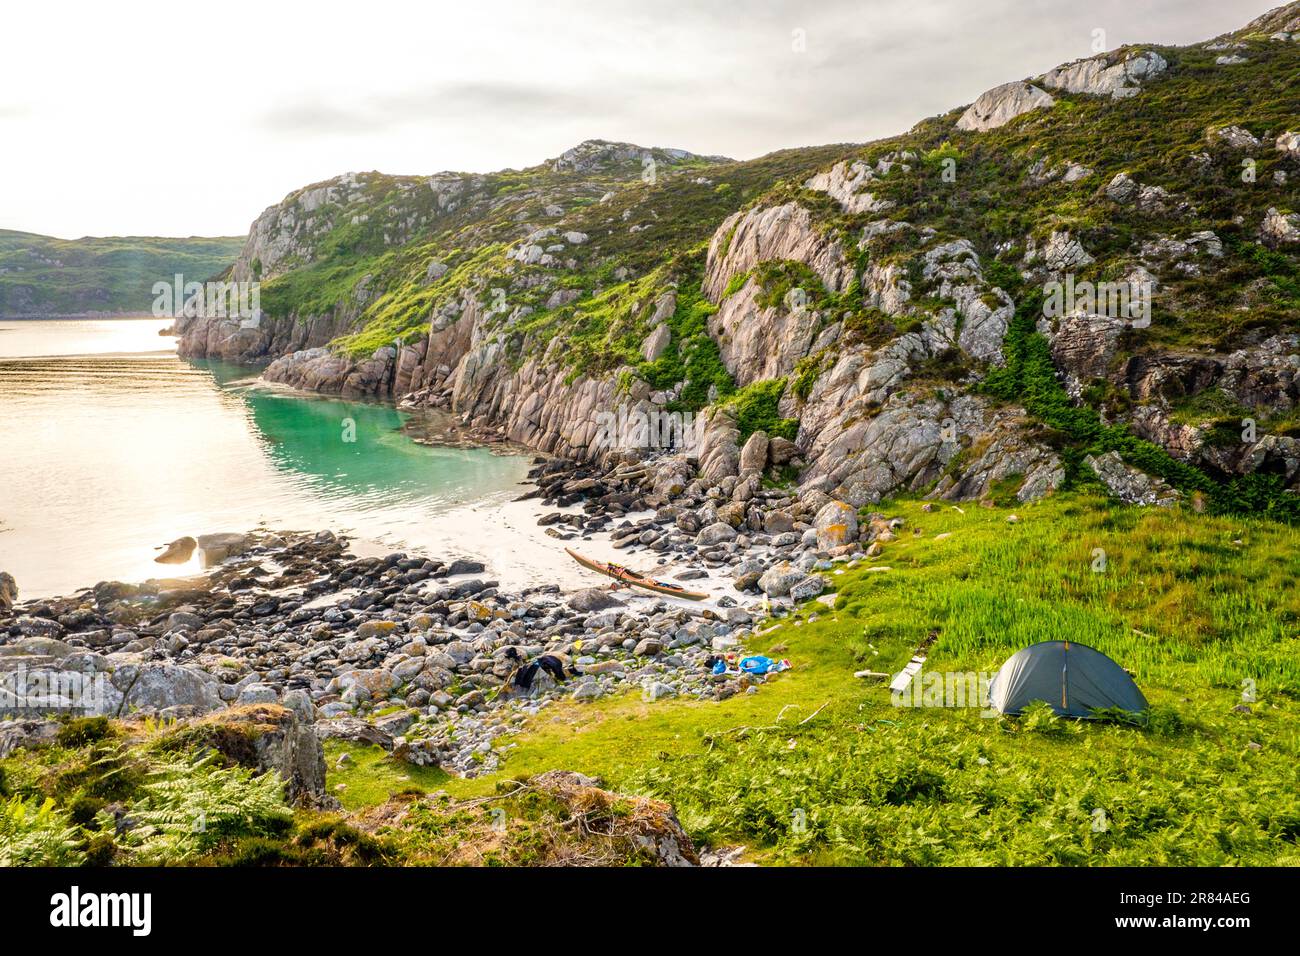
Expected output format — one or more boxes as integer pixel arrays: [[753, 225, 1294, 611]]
[[987, 640, 1147, 717]]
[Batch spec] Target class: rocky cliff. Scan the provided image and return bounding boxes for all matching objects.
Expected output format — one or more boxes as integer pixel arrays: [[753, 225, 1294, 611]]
[[176, 6, 1300, 517]]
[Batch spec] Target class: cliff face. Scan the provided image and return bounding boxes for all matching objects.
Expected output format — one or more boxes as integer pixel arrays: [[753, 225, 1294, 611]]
[[177, 6, 1300, 512], [174, 309, 357, 363]]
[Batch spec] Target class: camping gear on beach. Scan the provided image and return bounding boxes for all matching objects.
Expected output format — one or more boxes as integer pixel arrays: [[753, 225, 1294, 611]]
[[706, 653, 791, 677], [739, 655, 792, 676], [987, 640, 1147, 717], [500, 649, 572, 699], [564, 548, 709, 601], [510, 654, 569, 692]]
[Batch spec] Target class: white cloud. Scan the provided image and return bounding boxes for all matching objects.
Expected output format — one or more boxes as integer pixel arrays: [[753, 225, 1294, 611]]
[[0, 0, 1277, 238]]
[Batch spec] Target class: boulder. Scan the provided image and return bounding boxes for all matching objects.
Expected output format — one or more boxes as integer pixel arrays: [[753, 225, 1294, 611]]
[[280, 688, 316, 723], [447, 558, 486, 575], [108, 663, 224, 715], [1105, 172, 1140, 204], [738, 430, 770, 476], [634, 638, 664, 657], [154, 536, 197, 565], [196, 532, 250, 567], [1040, 49, 1167, 99], [696, 408, 741, 483], [568, 588, 625, 613], [464, 600, 495, 622], [0, 718, 60, 758], [695, 522, 738, 546], [12, 617, 64, 639], [1262, 207, 1300, 247], [356, 620, 398, 639], [955, 82, 1055, 132], [814, 500, 859, 550], [789, 575, 826, 603], [716, 501, 747, 527], [1209, 125, 1262, 150], [391, 656, 427, 682], [1042, 230, 1094, 271], [651, 456, 694, 498], [0, 572, 15, 609], [335, 668, 400, 699], [314, 716, 394, 750], [768, 436, 801, 466], [180, 704, 332, 807], [758, 562, 806, 598], [339, 637, 382, 662], [374, 708, 419, 736], [1276, 131, 1300, 160], [166, 611, 203, 632], [640, 324, 672, 362], [93, 581, 143, 607], [763, 510, 796, 534], [235, 683, 279, 706], [1085, 451, 1180, 507], [0, 635, 74, 658]]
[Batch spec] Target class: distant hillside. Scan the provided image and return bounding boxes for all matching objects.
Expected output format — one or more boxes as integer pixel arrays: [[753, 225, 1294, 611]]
[[0, 231, 244, 317]]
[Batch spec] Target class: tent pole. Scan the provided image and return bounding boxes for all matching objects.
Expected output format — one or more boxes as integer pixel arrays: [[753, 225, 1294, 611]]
[[1062, 641, 1069, 711]]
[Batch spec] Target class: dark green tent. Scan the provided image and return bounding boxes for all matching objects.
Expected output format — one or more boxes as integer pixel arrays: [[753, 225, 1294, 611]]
[[987, 641, 1147, 717]]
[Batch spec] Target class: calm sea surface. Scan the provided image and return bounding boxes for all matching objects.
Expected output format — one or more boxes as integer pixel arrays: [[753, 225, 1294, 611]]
[[0, 318, 530, 599]]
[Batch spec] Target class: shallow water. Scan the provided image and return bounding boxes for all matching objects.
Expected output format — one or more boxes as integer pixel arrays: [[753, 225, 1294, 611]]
[[0, 319, 531, 599]]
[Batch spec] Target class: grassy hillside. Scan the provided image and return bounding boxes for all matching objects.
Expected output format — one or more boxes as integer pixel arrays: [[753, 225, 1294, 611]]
[[254, 142, 856, 372], [0, 230, 243, 316]]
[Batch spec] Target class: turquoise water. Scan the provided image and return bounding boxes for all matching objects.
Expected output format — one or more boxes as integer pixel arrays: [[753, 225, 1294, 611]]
[[0, 319, 530, 599]]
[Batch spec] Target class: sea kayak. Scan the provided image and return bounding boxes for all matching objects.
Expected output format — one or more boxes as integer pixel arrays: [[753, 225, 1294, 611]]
[[564, 548, 709, 601]]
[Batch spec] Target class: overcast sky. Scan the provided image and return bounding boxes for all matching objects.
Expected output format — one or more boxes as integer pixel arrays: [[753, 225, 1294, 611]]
[[0, 0, 1278, 239]]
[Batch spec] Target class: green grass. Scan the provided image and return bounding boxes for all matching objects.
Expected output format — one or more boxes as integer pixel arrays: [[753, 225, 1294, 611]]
[[324, 741, 451, 810], [635, 258, 737, 411], [329, 243, 507, 357], [347, 492, 1300, 866], [722, 377, 799, 441]]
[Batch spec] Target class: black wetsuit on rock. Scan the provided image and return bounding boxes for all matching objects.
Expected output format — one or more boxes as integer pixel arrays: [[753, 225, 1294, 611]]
[[503, 647, 571, 692]]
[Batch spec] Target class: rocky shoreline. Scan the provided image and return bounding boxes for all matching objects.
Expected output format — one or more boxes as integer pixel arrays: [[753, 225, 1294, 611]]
[[0, 444, 904, 785]]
